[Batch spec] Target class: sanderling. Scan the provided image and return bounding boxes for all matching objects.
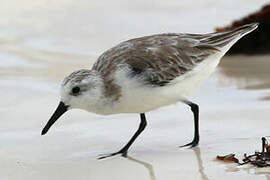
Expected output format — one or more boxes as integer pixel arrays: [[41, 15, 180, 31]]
[[41, 23, 258, 159]]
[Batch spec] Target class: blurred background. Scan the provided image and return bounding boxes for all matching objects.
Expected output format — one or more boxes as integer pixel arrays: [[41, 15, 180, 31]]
[[1, 0, 270, 180], [0, 0, 269, 81]]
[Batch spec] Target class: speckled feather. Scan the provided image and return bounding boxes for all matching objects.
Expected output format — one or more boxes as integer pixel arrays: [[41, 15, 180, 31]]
[[92, 24, 256, 89]]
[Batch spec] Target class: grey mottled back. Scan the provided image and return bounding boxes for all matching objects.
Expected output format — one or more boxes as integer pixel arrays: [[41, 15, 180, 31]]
[[92, 23, 257, 87]]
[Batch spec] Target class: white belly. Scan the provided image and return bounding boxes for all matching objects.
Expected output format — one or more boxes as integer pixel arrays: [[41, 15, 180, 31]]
[[97, 53, 223, 115]]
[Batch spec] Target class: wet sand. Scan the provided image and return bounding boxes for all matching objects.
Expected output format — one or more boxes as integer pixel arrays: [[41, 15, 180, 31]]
[[1, 60, 270, 180], [1, 0, 270, 179]]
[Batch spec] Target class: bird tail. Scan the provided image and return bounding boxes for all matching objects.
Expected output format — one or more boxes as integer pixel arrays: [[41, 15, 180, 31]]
[[202, 23, 259, 50]]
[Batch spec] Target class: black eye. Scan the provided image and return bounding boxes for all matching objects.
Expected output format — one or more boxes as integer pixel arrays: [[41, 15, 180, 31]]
[[72, 86, 80, 94]]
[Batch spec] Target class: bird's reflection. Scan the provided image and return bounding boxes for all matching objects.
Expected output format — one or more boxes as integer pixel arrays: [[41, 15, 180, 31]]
[[126, 147, 209, 180], [126, 156, 156, 180], [127, 147, 268, 180], [192, 147, 210, 180]]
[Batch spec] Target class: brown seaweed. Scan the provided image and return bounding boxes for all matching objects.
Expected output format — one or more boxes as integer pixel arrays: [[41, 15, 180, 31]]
[[217, 137, 270, 168]]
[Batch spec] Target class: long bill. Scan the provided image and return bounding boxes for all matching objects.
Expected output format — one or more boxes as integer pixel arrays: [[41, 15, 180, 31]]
[[41, 101, 69, 135]]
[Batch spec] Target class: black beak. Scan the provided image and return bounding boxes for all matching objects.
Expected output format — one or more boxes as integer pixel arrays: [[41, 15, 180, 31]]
[[41, 101, 69, 135]]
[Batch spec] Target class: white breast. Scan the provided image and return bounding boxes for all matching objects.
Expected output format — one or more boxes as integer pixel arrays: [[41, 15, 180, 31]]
[[97, 38, 238, 115], [96, 55, 218, 114]]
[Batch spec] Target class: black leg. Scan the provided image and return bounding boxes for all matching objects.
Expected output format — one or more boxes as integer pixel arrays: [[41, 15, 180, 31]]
[[180, 101, 200, 148], [98, 113, 147, 159]]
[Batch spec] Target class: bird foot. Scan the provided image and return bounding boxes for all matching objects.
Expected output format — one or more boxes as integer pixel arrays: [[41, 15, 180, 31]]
[[97, 150, 128, 160], [180, 138, 199, 148]]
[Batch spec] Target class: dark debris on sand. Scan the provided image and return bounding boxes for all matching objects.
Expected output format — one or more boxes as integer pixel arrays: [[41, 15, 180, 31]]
[[217, 137, 270, 168], [216, 4, 270, 55]]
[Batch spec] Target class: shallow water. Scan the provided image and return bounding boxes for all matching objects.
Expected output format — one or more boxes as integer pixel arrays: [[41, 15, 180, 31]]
[[1, 0, 270, 179]]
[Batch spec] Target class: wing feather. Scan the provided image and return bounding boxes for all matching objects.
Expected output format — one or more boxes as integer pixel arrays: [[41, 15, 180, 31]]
[[92, 23, 257, 87]]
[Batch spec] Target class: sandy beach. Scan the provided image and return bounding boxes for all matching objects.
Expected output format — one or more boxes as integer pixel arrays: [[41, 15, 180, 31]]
[[1, 0, 270, 179]]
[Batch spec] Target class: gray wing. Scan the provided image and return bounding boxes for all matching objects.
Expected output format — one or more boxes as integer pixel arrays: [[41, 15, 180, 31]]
[[92, 23, 257, 86], [92, 34, 218, 86]]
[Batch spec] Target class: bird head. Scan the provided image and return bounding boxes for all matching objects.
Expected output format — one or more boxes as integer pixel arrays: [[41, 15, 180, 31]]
[[41, 69, 104, 135]]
